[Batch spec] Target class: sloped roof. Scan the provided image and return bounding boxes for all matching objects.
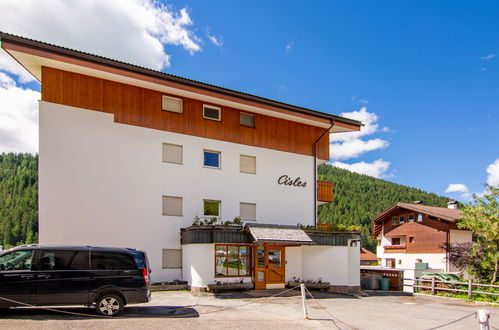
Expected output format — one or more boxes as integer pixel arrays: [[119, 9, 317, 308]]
[[245, 223, 314, 245], [360, 248, 377, 261]]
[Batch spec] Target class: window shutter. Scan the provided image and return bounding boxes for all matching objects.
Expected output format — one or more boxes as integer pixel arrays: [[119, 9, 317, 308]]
[[240, 203, 256, 221], [240, 155, 256, 174], [240, 113, 255, 127], [162, 249, 182, 268], [163, 143, 183, 164], [162, 196, 182, 216], [162, 96, 183, 113]]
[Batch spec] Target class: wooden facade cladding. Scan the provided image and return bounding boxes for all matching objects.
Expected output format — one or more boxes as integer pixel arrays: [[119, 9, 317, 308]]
[[41, 67, 330, 160], [317, 180, 333, 203]]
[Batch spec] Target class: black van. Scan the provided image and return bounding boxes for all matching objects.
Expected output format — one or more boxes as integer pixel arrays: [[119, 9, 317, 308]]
[[0, 245, 151, 316]]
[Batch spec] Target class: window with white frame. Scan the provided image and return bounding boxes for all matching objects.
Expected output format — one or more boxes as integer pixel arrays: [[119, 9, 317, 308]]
[[162, 143, 183, 164], [204, 150, 221, 168], [204, 200, 221, 218], [417, 213, 423, 222], [392, 217, 398, 225], [162, 95, 183, 113], [203, 105, 221, 121], [408, 214, 415, 223], [240, 202, 256, 221], [399, 216, 406, 224], [162, 196, 182, 216], [240, 155, 256, 174], [162, 249, 182, 269], [240, 113, 255, 127]]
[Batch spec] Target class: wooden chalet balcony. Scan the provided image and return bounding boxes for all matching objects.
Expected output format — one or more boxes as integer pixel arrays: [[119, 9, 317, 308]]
[[317, 180, 333, 203], [383, 245, 407, 253]]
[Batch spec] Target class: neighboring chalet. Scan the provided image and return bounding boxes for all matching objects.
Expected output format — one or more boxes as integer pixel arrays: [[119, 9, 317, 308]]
[[372, 201, 472, 273], [360, 248, 378, 266], [1, 32, 363, 293]]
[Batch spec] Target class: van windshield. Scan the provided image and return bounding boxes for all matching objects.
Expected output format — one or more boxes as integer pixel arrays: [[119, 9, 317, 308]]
[[0, 250, 33, 271]]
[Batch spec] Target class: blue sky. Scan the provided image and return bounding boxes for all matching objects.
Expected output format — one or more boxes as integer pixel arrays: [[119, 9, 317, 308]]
[[0, 0, 498, 201]]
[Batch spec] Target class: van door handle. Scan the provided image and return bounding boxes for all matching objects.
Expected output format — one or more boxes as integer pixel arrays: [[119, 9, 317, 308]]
[[37, 274, 51, 279], [20, 275, 34, 279]]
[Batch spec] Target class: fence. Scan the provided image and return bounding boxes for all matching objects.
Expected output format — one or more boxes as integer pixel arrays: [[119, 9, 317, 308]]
[[404, 278, 499, 299]]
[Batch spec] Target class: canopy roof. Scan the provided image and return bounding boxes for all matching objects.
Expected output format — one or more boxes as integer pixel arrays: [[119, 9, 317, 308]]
[[245, 223, 314, 245]]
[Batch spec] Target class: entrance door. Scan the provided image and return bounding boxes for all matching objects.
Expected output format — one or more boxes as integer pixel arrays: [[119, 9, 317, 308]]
[[253, 245, 286, 290]]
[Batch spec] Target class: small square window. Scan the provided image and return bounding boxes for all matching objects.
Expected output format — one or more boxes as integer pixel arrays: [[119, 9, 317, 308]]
[[240, 202, 256, 221], [408, 215, 415, 223], [204, 200, 221, 217], [240, 155, 256, 174], [399, 216, 406, 224], [203, 105, 221, 121], [409, 237, 415, 243], [392, 217, 398, 225], [204, 150, 221, 168], [162, 249, 182, 269], [391, 238, 401, 245], [162, 143, 182, 164], [162, 196, 182, 216], [240, 113, 255, 127], [162, 95, 183, 113]]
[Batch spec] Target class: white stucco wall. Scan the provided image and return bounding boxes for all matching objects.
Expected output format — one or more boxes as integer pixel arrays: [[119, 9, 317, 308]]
[[380, 253, 447, 271], [285, 246, 302, 282], [38, 101, 316, 282]]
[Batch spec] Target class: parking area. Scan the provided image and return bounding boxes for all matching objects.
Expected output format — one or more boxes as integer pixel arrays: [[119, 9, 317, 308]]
[[0, 290, 497, 330]]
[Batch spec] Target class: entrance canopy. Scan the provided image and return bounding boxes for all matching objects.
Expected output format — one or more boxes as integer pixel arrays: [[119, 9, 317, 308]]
[[245, 223, 314, 245]]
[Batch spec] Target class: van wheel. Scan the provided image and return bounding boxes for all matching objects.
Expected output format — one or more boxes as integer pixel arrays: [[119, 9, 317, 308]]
[[95, 294, 124, 316]]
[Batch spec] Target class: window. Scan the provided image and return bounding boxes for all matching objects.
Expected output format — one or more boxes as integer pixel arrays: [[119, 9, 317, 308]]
[[39, 250, 88, 270], [408, 214, 415, 223], [398, 259, 402, 265], [409, 237, 415, 243], [0, 250, 33, 271], [240, 155, 256, 174], [204, 200, 221, 217], [91, 252, 136, 270], [162, 95, 183, 113], [162, 249, 182, 269], [162, 143, 182, 164], [377, 239, 381, 246], [385, 258, 395, 268], [399, 216, 406, 224], [204, 150, 221, 168], [215, 244, 251, 277], [392, 217, 398, 225], [416, 259, 422, 263], [162, 196, 183, 216], [240, 113, 255, 127], [203, 105, 221, 121], [391, 237, 401, 245], [240, 202, 256, 221], [417, 213, 423, 222]]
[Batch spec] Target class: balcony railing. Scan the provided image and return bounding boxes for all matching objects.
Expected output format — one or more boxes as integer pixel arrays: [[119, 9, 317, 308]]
[[383, 244, 407, 253], [317, 180, 333, 203]]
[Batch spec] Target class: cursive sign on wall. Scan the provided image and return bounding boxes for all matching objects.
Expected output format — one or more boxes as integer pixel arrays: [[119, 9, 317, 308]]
[[278, 175, 307, 188]]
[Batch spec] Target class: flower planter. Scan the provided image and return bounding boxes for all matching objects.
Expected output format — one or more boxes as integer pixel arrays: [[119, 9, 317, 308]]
[[150, 284, 189, 291], [207, 282, 254, 293], [287, 281, 330, 292]]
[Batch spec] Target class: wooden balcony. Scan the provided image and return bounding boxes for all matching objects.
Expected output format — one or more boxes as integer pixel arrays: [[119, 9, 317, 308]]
[[383, 245, 407, 253], [317, 180, 333, 203]]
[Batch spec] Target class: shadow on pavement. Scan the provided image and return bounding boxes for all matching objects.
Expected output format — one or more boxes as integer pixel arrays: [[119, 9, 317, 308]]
[[212, 289, 359, 300], [364, 290, 414, 297], [0, 305, 199, 320]]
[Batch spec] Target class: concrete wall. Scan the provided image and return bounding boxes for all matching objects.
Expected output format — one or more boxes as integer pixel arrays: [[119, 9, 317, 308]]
[[39, 101, 315, 282]]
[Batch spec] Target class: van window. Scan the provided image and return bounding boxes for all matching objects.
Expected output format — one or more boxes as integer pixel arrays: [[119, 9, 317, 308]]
[[39, 250, 89, 271], [0, 250, 33, 271], [91, 252, 136, 270]]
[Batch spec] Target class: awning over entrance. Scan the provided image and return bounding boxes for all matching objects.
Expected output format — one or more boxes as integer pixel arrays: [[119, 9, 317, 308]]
[[245, 223, 314, 245]]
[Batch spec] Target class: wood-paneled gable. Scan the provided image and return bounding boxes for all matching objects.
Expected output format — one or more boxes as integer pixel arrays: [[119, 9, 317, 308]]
[[41, 67, 330, 159]]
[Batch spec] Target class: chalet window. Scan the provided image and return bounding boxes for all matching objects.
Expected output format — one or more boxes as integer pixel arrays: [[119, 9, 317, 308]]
[[162, 249, 182, 269], [408, 215, 415, 223], [240, 202, 256, 221], [377, 239, 381, 246], [409, 237, 415, 243], [203, 105, 221, 121], [417, 214, 423, 222], [204, 150, 221, 169], [162, 95, 183, 113], [215, 244, 251, 277], [204, 200, 221, 218], [162, 143, 183, 164], [162, 196, 183, 216], [391, 238, 401, 245], [399, 216, 406, 224], [392, 217, 398, 225], [240, 155, 256, 174], [240, 113, 255, 127]]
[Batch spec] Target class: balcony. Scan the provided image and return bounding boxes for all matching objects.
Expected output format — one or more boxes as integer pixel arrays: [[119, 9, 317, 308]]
[[317, 180, 333, 203], [383, 244, 407, 253]]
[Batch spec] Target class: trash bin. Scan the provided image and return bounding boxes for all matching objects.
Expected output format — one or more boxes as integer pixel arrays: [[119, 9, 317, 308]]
[[379, 278, 390, 291]]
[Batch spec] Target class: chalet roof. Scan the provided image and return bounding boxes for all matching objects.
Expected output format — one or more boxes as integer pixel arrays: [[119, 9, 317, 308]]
[[360, 248, 377, 261], [0, 31, 362, 130], [245, 223, 314, 245]]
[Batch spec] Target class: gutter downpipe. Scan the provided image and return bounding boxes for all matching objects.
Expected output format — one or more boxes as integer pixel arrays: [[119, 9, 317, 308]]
[[313, 121, 334, 227]]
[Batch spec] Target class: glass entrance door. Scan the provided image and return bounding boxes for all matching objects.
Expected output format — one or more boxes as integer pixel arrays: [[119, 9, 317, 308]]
[[253, 245, 286, 289]]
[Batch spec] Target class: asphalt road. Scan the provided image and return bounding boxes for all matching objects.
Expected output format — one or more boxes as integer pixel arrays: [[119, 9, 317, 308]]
[[0, 290, 497, 329]]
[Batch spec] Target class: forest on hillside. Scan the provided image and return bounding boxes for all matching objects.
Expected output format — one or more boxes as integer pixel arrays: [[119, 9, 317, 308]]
[[0, 153, 452, 251]]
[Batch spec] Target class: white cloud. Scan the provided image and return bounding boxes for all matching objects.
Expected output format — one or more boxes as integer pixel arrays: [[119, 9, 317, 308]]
[[444, 184, 469, 193], [332, 159, 391, 179], [359, 99, 369, 104], [0, 0, 202, 81], [285, 41, 294, 53], [330, 107, 389, 160], [207, 34, 223, 47], [486, 158, 499, 187], [481, 54, 496, 61], [0, 72, 40, 153]]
